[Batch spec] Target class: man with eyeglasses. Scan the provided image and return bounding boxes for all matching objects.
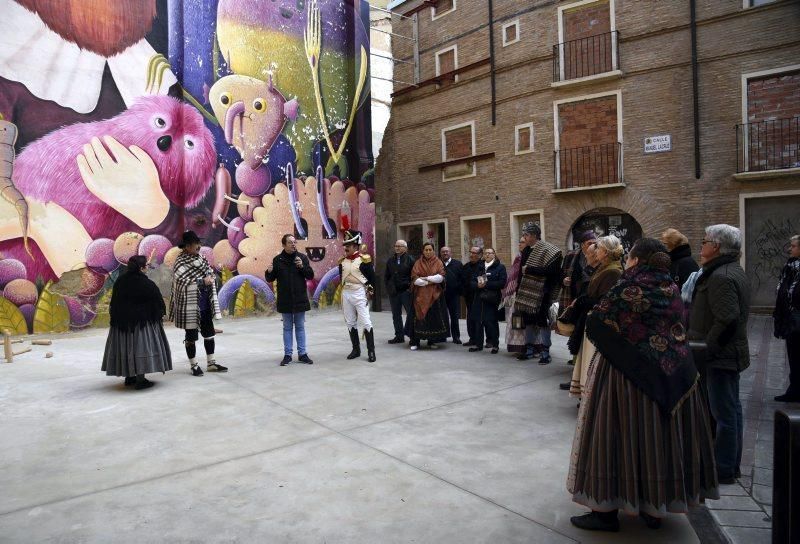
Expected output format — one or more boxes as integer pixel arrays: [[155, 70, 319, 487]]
[[689, 224, 750, 485], [384, 239, 416, 344], [462, 246, 484, 347]]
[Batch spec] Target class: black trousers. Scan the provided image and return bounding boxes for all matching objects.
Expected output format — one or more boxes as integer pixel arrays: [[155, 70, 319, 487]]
[[465, 294, 479, 342], [445, 291, 461, 341], [786, 331, 800, 395], [389, 290, 412, 339], [474, 319, 500, 349]]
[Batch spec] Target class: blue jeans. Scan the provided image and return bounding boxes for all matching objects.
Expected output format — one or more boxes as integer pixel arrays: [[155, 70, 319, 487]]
[[706, 367, 743, 479], [282, 312, 307, 356]]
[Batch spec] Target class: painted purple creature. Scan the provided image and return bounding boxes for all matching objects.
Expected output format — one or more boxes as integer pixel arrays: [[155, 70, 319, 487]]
[[0, 95, 219, 280], [209, 74, 299, 197]]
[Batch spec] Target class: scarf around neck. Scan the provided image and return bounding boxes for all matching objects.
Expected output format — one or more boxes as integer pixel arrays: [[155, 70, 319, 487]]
[[411, 255, 445, 319], [586, 263, 698, 415]]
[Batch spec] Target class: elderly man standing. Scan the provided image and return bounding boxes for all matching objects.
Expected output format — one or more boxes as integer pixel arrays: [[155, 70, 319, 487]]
[[385, 239, 416, 344], [689, 224, 750, 485], [514, 223, 562, 364], [440, 246, 463, 344], [462, 246, 484, 347]]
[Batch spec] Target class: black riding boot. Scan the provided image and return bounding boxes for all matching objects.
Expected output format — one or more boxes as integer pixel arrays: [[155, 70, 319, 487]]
[[364, 328, 376, 362], [347, 328, 361, 359]]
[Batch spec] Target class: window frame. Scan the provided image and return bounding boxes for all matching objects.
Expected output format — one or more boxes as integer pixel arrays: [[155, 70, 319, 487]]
[[440, 120, 477, 182], [435, 44, 459, 83], [397, 219, 449, 253], [502, 19, 520, 47], [509, 210, 545, 259], [514, 122, 535, 155], [739, 64, 800, 171], [460, 213, 497, 261], [431, 0, 457, 21], [556, 0, 618, 83], [552, 89, 623, 190]]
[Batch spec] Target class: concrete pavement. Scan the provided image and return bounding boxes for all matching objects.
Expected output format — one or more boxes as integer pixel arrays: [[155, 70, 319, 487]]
[[0, 311, 702, 543]]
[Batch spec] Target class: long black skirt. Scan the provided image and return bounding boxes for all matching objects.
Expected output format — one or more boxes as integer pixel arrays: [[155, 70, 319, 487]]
[[101, 322, 173, 377], [411, 297, 450, 343]]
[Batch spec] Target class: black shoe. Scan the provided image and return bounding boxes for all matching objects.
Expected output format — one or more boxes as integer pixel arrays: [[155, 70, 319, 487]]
[[463, 341, 476, 347], [559, 382, 570, 390], [452, 338, 462, 345], [485, 342, 491, 348], [570, 511, 619, 532], [365, 329, 376, 363], [191, 365, 204, 376], [516, 352, 532, 361], [774, 393, 800, 402], [347, 328, 361, 360], [640, 512, 662, 530], [490, 347, 499, 354], [135, 377, 154, 390], [468, 347, 483, 352], [567, 359, 575, 366], [280, 355, 292, 366], [207, 362, 228, 372], [388, 337, 404, 344], [298, 354, 314, 365], [124, 377, 136, 386], [538, 354, 552, 365]]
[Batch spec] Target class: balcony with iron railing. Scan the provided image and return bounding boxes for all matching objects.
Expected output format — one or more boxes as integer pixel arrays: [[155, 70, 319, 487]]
[[736, 117, 800, 177], [553, 142, 623, 191], [552, 31, 620, 85]]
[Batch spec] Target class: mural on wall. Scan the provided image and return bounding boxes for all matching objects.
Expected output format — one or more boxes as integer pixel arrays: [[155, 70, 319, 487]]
[[0, 0, 375, 334]]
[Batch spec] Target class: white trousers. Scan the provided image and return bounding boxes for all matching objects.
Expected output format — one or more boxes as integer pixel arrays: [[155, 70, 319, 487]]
[[342, 285, 372, 330]]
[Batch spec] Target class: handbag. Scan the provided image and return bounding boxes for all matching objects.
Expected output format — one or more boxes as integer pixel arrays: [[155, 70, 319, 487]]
[[555, 319, 574, 337]]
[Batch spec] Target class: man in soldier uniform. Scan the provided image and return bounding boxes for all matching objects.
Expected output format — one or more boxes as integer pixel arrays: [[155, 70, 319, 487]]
[[339, 230, 377, 362]]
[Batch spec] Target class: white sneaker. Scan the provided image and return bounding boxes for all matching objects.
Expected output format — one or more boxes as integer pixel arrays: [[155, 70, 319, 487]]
[[410, 345, 418, 351]]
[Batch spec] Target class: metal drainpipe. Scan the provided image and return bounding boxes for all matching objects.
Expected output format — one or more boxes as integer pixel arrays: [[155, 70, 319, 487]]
[[691, 0, 701, 179], [489, 0, 496, 125]]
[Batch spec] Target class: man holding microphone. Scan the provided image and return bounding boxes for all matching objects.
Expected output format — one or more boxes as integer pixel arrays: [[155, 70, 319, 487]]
[[266, 234, 315, 366]]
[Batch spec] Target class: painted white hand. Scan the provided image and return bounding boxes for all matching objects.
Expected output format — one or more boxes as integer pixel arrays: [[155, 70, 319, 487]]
[[77, 136, 169, 229]]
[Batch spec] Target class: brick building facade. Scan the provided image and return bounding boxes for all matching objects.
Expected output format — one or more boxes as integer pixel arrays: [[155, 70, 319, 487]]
[[375, 0, 800, 308]]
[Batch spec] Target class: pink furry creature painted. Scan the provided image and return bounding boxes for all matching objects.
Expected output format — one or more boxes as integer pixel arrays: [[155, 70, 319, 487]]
[[0, 96, 219, 280]]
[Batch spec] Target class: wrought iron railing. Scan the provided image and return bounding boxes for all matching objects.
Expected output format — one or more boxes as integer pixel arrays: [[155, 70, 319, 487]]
[[553, 31, 619, 82], [554, 142, 622, 189], [736, 117, 800, 173]]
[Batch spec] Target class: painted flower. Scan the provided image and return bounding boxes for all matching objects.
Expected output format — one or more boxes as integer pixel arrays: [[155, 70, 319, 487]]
[[629, 296, 651, 313], [671, 322, 686, 342], [627, 322, 648, 343], [649, 335, 669, 352], [621, 286, 643, 302]]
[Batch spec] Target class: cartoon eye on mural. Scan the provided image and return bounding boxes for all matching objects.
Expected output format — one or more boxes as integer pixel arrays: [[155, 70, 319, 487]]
[[0, 0, 375, 333]]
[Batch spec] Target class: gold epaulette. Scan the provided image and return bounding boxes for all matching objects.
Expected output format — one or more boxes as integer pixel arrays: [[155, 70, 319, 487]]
[[338, 256, 346, 264], [360, 254, 372, 263]]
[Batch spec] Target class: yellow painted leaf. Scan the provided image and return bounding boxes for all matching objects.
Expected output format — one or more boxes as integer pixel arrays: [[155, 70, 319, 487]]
[[0, 296, 29, 335], [221, 266, 233, 285], [33, 282, 70, 334], [234, 280, 255, 317], [91, 287, 113, 328], [333, 283, 343, 306]]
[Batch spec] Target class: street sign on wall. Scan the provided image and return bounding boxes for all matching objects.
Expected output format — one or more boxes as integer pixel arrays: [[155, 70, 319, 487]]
[[644, 135, 671, 153]]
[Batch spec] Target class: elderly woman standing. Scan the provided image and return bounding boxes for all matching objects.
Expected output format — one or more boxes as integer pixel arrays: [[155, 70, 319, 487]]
[[773, 234, 800, 402], [102, 255, 172, 390], [568, 235, 624, 398], [409, 242, 450, 350], [568, 238, 718, 532], [468, 248, 507, 354], [502, 237, 527, 353]]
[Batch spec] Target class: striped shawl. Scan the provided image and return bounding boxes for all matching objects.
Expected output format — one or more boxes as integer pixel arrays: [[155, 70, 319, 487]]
[[168, 252, 221, 330], [514, 240, 562, 315]]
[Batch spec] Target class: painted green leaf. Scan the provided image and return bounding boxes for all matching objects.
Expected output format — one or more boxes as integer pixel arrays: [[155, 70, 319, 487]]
[[221, 266, 233, 285], [33, 282, 70, 334], [0, 296, 29, 335]]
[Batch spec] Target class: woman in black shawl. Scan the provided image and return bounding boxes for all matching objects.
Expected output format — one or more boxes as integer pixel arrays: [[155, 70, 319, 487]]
[[567, 238, 718, 532], [101, 255, 172, 390]]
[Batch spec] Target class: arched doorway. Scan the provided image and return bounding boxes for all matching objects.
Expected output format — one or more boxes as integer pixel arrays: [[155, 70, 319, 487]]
[[568, 207, 643, 254]]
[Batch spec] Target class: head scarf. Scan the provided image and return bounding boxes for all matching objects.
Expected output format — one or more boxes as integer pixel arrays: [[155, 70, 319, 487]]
[[586, 258, 698, 415], [411, 253, 445, 319]]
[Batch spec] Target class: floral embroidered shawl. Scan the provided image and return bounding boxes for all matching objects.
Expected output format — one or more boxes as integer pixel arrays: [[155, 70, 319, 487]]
[[586, 263, 698, 415]]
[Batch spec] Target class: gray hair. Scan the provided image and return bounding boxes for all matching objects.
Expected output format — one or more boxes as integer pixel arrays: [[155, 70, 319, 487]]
[[791, 234, 800, 244], [595, 235, 624, 261], [705, 224, 742, 256]]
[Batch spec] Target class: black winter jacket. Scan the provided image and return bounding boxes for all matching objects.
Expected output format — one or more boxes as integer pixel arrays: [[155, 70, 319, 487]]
[[668, 244, 700, 289], [385, 253, 415, 296], [265, 251, 314, 314]]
